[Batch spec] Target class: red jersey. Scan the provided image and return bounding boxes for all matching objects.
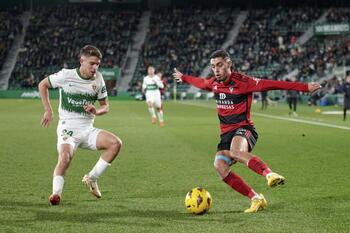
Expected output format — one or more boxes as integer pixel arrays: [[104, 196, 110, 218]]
[[182, 72, 308, 135]]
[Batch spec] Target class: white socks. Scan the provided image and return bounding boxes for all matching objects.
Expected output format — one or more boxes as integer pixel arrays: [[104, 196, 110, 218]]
[[251, 192, 263, 200], [157, 110, 164, 122], [52, 176, 64, 195], [251, 192, 262, 200], [148, 107, 156, 118], [88, 158, 111, 181], [265, 172, 275, 180], [52, 158, 110, 195]]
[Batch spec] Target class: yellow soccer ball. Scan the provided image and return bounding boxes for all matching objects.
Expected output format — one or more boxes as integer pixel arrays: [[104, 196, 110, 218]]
[[185, 187, 212, 215]]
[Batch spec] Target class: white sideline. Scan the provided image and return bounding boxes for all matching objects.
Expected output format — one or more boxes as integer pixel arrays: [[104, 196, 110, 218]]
[[178, 101, 350, 131], [253, 112, 350, 131]]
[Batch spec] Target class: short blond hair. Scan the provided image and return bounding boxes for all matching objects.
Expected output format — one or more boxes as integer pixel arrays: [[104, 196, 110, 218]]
[[79, 45, 102, 59]]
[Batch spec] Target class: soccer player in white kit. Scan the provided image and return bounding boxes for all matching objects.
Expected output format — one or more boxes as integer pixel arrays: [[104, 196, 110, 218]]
[[142, 66, 165, 126], [38, 45, 122, 205]]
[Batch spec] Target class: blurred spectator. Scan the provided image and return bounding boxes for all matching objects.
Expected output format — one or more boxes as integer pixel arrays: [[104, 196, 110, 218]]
[[343, 72, 350, 121], [21, 72, 36, 89], [286, 78, 299, 116], [128, 80, 143, 96], [260, 76, 268, 110]]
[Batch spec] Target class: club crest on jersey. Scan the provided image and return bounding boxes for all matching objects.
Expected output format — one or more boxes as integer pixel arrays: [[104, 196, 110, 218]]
[[253, 77, 261, 85], [213, 85, 217, 90], [229, 87, 234, 93], [92, 84, 97, 91]]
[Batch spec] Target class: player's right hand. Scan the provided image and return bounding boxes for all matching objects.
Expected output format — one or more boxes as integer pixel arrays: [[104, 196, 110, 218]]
[[84, 104, 97, 115], [172, 68, 183, 83], [308, 82, 321, 93], [41, 110, 53, 128]]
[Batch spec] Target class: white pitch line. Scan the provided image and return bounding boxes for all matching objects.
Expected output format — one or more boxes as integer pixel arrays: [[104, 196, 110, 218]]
[[253, 112, 350, 131], [178, 101, 350, 131]]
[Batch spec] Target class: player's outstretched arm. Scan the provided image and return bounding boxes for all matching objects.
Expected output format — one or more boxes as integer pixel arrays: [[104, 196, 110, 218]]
[[172, 68, 212, 91], [239, 75, 321, 94], [141, 78, 147, 93], [38, 78, 53, 128]]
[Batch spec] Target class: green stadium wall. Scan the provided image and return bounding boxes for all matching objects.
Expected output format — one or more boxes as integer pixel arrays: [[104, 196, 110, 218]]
[[0, 90, 134, 100]]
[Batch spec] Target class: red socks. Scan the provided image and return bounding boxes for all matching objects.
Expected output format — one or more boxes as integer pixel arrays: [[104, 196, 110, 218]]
[[247, 156, 272, 177], [222, 157, 273, 199], [223, 172, 255, 199]]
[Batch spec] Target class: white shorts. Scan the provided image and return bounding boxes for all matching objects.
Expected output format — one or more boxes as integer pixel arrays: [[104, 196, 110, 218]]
[[56, 120, 102, 151], [145, 90, 162, 108]]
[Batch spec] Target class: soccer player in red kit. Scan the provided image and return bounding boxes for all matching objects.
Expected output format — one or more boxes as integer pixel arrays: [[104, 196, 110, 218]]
[[172, 50, 321, 213]]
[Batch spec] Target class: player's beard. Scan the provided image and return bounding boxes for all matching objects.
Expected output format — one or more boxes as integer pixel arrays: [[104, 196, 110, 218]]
[[216, 75, 225, 81], [216, 72, 229, 82]]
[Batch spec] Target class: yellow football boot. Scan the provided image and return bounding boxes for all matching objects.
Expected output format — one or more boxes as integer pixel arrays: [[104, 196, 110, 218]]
[[267, 172, 285, 188], [244, 194, 268, 213]]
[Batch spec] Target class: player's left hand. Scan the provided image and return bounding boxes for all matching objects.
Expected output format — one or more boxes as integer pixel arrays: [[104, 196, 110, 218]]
[[84, 104, 97, 115], [41, 110, 53, 128], [308, 82, 321, 93], [172, 68, 183, 83]]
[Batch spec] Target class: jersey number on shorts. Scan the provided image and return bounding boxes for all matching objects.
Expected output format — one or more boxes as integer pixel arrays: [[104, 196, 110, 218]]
[[61, 129, 73, 140]]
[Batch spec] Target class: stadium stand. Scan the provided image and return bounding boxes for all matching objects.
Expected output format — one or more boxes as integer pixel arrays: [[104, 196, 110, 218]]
[[0, 7, 23, 71], [9, 4, 141, 89], [130, 7, 237, 94], [1, 1, 348, 101], [327, 7, 350, 23], [226, 7, 324, 79]]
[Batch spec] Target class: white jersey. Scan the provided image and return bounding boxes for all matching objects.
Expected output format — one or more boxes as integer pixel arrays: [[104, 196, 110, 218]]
[[48, 68, 107, 125], [142, 75, 163, 93]]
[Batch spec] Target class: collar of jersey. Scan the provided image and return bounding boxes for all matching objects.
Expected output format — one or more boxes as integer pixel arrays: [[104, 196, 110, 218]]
[[215, 74, 232, 85], [76, 68, 94, 80]]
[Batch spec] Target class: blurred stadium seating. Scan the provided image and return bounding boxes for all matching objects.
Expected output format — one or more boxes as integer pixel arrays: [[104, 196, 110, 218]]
[[0, 6, 23, 73], [0, 0, 348, 102], [9, 4, 141, 89]]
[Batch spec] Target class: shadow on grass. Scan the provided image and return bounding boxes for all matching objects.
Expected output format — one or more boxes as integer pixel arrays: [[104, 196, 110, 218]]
[[0, 199, 53, 208], [0, 199, 244, 228]]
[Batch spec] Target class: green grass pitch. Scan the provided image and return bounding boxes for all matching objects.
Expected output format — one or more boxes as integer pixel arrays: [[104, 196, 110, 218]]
[[0, 99, 349, 233]]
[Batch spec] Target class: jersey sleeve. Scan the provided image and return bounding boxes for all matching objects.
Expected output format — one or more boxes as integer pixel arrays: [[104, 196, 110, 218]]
[[235, 73, 308, 94], [48, 69, 66, 89], [97, 75, 108, 100], [181, 75, 212, 91], [155, 76, 164, 89], [142, 77, 147, 91]]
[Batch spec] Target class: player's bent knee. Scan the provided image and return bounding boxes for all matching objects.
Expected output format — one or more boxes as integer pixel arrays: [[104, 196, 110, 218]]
[[115, 136, 122, 148], [213, 159, 225, 171], [230, 149, 252, 162], [230, 149, 245, 159], [214, 154, 233, 171], [109, 136, 122, 154]]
